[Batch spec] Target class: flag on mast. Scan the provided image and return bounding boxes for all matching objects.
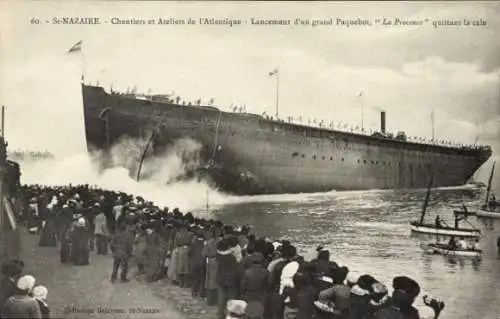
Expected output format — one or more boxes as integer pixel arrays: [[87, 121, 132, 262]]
[[68, 40, 82, 53], [269, 68, 278, 77]]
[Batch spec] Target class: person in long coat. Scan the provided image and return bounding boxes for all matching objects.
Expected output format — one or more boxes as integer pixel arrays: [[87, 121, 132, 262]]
[[70, 218, 90, 266], [134, 227, 148, 275], [241, 252, 269, 308], [60, 221, 73, 264], [215, 239, 240, 319], [189, 230, 206, 297], [174, 223, 193, 288], [146, 225, 163, 282], [202, 229, 218, 306], [56, 204, 73, 249], [0, 260, 24, 310], [26, 198, 40, 234], [38, 205, 57, 247]]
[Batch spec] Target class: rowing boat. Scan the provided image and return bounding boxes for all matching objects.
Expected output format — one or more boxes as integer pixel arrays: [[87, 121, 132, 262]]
[[421, 242, 481, 258], [410, 221, 481, 238]]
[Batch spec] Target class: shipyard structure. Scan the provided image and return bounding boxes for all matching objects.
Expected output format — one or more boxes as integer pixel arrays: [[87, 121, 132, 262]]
[[82, 85, 492, 195]]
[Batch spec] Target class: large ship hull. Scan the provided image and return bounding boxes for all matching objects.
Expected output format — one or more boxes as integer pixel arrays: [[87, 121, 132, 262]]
[[82, 85, 492, 195]]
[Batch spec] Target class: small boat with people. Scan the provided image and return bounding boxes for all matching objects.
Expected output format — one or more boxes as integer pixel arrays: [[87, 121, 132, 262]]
[[421, 237, 482, 258], [476, 162, 500, 218], [410, 175, 481, 238]]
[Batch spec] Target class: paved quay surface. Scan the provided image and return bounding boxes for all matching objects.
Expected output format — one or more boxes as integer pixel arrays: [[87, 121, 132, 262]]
[[19, 228, 216, 319]]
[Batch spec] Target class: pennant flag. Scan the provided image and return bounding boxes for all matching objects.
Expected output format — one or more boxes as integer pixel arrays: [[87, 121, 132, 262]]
[[269, 68, 278, 77], [68, 40, 82, 53]]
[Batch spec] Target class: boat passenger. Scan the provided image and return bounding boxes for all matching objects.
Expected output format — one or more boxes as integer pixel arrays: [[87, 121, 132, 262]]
[[457, 237, 468, 250], [447, 237, 457, 250], [489, 195, 497, 210], [435, 215, 442, 229], [473, 239, 481, 251], [454, 214, 465, 229]]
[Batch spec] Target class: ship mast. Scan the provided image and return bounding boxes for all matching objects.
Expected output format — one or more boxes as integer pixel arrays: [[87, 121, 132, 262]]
[[269, 67, 280, 119], [275, 68, 280, 119], [359, 91, 364, 131], [431, 110, 435, 142]]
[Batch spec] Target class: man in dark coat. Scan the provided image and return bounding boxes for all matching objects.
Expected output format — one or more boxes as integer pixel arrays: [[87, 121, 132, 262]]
[[110, 222, 134, 282], [241, 252, 269, 308], [0, 260, 24, 312], [216, 239, 240, 319], [70, 218, 90, 266], [188, 230, 206, 297]]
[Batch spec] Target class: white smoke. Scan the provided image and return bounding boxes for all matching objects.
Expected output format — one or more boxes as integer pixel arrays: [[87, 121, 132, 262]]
[[16, 137, 231, 212]]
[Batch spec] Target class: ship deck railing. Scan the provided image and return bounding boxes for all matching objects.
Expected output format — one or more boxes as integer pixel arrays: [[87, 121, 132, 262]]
[[108, 89, 491, 151]]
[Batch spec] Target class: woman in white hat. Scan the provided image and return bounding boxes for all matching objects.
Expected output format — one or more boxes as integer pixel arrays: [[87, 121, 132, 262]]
[[32, 285, 50, 319]]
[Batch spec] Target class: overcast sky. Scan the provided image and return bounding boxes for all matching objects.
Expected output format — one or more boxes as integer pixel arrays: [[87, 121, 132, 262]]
[[1, 1, 499, 184]]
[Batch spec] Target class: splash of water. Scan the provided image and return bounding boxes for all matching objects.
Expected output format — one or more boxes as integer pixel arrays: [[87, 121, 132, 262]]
[[17, 137, 231, 212]]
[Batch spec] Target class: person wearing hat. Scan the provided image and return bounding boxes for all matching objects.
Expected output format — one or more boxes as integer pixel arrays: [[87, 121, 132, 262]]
[[317, 266, 351, 317], [267, 243, 296, 319], [246, 300, 264, 319], [112, 199, 125, 234], [349, 274, 376, 319], [70, 218, 90, 266], [110, 222, 135, 283], [38, 201, 57, 248], [216, 239, 240, 319], [202, 228, 219, 306], [27, 198, 40, 234], [0, 260, 24, 311], [173, 222, 193, 288], [241, 252, 269, 309], [226, 299, 247, 319], [391, 276, 421, 319], [1, 275, 42, 319], [94, 208, 110, 255], [32, 286, 50, 319], [56, 202, 74, 251], [189, 230, 206, 298]]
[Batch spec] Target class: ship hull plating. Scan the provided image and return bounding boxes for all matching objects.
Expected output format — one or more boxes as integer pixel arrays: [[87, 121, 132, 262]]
[[82, 85, 492, 195]]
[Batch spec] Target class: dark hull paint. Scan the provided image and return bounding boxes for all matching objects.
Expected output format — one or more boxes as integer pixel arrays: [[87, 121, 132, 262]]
[[82, 85, 492, 195]]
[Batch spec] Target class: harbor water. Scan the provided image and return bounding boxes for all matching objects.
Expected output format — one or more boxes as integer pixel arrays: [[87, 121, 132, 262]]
[[206, 187, 500, 319]]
